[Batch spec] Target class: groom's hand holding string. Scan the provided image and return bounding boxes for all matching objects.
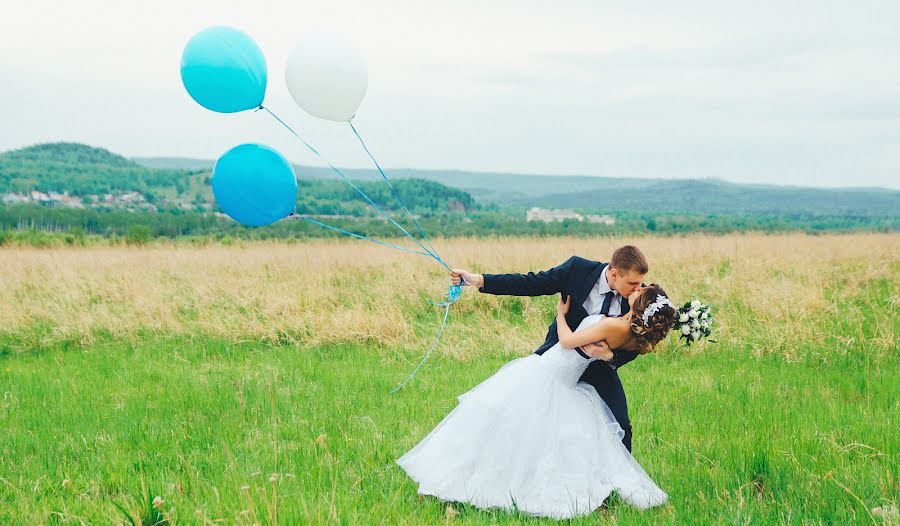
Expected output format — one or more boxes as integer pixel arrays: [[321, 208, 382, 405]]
[[450, 269, 484, 289]]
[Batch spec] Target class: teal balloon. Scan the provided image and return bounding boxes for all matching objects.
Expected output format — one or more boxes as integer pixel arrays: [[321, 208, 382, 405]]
[[181, 26, 267, 113], [212, 144, 297, 227]]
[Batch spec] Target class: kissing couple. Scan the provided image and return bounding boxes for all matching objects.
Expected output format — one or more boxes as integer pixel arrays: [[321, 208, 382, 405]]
[[397, 245, 676, 519]]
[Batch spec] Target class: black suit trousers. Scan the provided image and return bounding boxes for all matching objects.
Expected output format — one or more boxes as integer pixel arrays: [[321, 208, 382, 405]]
[[579, 362, 632, 452]]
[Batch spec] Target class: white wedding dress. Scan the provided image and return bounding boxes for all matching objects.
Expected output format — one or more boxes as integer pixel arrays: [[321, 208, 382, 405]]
[[397, 314, 668, 519]]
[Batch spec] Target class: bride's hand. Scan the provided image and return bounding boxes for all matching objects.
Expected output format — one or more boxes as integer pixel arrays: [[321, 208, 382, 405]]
[[580, 341, 614, 361], [556, 295, 570, 316]]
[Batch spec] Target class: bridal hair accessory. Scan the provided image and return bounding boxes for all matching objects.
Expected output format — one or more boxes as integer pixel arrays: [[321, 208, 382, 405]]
[[641, 295, 674, 325], [672, 300, 716, 345]]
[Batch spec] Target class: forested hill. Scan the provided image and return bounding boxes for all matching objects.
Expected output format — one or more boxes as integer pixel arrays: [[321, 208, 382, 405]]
[[135, 155, 900, 217], [3, 143, 896, 219], [1, 143, 196, 205], [0, 143, 478, 215], [0, 143, 896, 239], [518, 179, 900, 217]]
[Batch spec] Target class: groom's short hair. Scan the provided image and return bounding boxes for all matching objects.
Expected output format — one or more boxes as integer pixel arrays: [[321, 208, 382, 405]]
[[610, 245, 649, 274]]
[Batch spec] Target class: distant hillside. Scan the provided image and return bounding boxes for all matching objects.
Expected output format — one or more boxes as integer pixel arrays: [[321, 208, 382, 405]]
[[1, 143, 200, 207], [519, 179, 900, 217], [133, 156, 900, 217], [1, 143, 478, 215], [9, 142, 139, 168], [3, 144, 895, 220], [133, 157, 651, 201], [130, 156, 214, 171], [0, 144, 895, 240]]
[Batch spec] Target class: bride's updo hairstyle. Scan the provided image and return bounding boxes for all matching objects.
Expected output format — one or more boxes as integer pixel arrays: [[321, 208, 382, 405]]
[[629, 284, 676, 354]]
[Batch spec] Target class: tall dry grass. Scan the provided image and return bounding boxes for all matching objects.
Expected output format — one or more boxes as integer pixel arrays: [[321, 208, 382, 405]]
[[1, 233, 898, 524], [1, 233, 897, 359]]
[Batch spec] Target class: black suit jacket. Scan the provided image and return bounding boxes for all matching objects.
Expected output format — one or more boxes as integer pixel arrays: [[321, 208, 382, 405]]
[[479, 256, 639, 369]]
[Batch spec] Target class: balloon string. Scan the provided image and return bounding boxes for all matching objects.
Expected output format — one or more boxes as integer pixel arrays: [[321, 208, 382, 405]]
[[292, 214, 432, 257], [348, 120, 448, 270], [257, 105, 441, 263], [298, 210, 461, 392], [391, 301, 452, 393], [345, 121, 463, 390], [256, 105, 460, 392], [431, 283, 463, 307]]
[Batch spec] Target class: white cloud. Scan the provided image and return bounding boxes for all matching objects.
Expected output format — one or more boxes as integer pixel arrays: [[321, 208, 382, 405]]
[[0, 0, 898, 188]]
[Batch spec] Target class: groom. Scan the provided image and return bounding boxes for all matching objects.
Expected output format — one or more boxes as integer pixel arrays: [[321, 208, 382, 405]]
[[451, 245, 649, 452]]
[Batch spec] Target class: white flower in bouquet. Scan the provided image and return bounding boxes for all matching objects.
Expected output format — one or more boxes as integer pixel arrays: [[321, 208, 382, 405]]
[[674, 298, 714, 345]]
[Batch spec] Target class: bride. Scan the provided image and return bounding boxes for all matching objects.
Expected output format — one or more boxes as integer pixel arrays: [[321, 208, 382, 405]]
[[397, 284, 677, 519]]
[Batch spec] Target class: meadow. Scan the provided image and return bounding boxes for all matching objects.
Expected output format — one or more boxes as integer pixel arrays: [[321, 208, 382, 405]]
[[0, 233, 897, 524]]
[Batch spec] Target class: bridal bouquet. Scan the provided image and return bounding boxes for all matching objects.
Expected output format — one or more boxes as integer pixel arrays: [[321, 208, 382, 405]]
[[673, 300, 714, 345]]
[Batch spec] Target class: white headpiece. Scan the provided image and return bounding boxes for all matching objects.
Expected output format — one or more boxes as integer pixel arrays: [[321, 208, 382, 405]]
[[642, 294, 673, 325]]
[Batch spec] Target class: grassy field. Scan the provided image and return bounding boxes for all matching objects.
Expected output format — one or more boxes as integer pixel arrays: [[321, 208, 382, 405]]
[[0, 233, 897, 524]]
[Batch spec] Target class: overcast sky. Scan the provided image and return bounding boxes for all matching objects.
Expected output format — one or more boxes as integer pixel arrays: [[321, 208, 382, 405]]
[[1, 1, 899, 188]]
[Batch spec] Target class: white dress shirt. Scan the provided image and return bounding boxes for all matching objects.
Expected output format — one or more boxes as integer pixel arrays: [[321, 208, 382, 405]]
[[582, 264, 624, 317]]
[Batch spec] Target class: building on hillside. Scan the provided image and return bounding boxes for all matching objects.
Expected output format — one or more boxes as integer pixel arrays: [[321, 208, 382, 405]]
[[526, 207, 615, 225], [527, 207, 583, 222], [60, 195, 86, 209], [120, 191, 145, 203], [3, 193, 29, 205], [586, 214, 615, 225]]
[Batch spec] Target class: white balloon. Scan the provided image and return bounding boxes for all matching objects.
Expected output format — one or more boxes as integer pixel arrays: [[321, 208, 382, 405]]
[[285, 35, 368, 122]]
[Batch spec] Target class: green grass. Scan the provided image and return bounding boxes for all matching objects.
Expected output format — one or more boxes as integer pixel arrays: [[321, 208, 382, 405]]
[[1, 236, 897, 524], [1, 331, 896, 524]]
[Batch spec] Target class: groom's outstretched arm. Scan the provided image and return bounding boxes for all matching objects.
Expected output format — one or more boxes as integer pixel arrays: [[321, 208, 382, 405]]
[[451, 256, 578, 297]]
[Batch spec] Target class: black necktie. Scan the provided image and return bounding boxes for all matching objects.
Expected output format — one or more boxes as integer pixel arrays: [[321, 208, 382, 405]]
[[620, 295, 630, 315], [599, 291, 614, 316]]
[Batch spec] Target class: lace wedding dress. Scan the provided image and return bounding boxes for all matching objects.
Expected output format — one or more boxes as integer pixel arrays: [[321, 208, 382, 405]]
[[397, 314, 668, 519]]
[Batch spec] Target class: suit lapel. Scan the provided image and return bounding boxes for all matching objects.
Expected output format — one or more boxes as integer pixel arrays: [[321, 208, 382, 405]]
[[576, 262, 607, 305]]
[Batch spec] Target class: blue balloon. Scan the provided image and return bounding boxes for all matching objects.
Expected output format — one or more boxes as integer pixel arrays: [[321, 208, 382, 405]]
[[181, 26, 267, 113], [212, 144, 297, 227]]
